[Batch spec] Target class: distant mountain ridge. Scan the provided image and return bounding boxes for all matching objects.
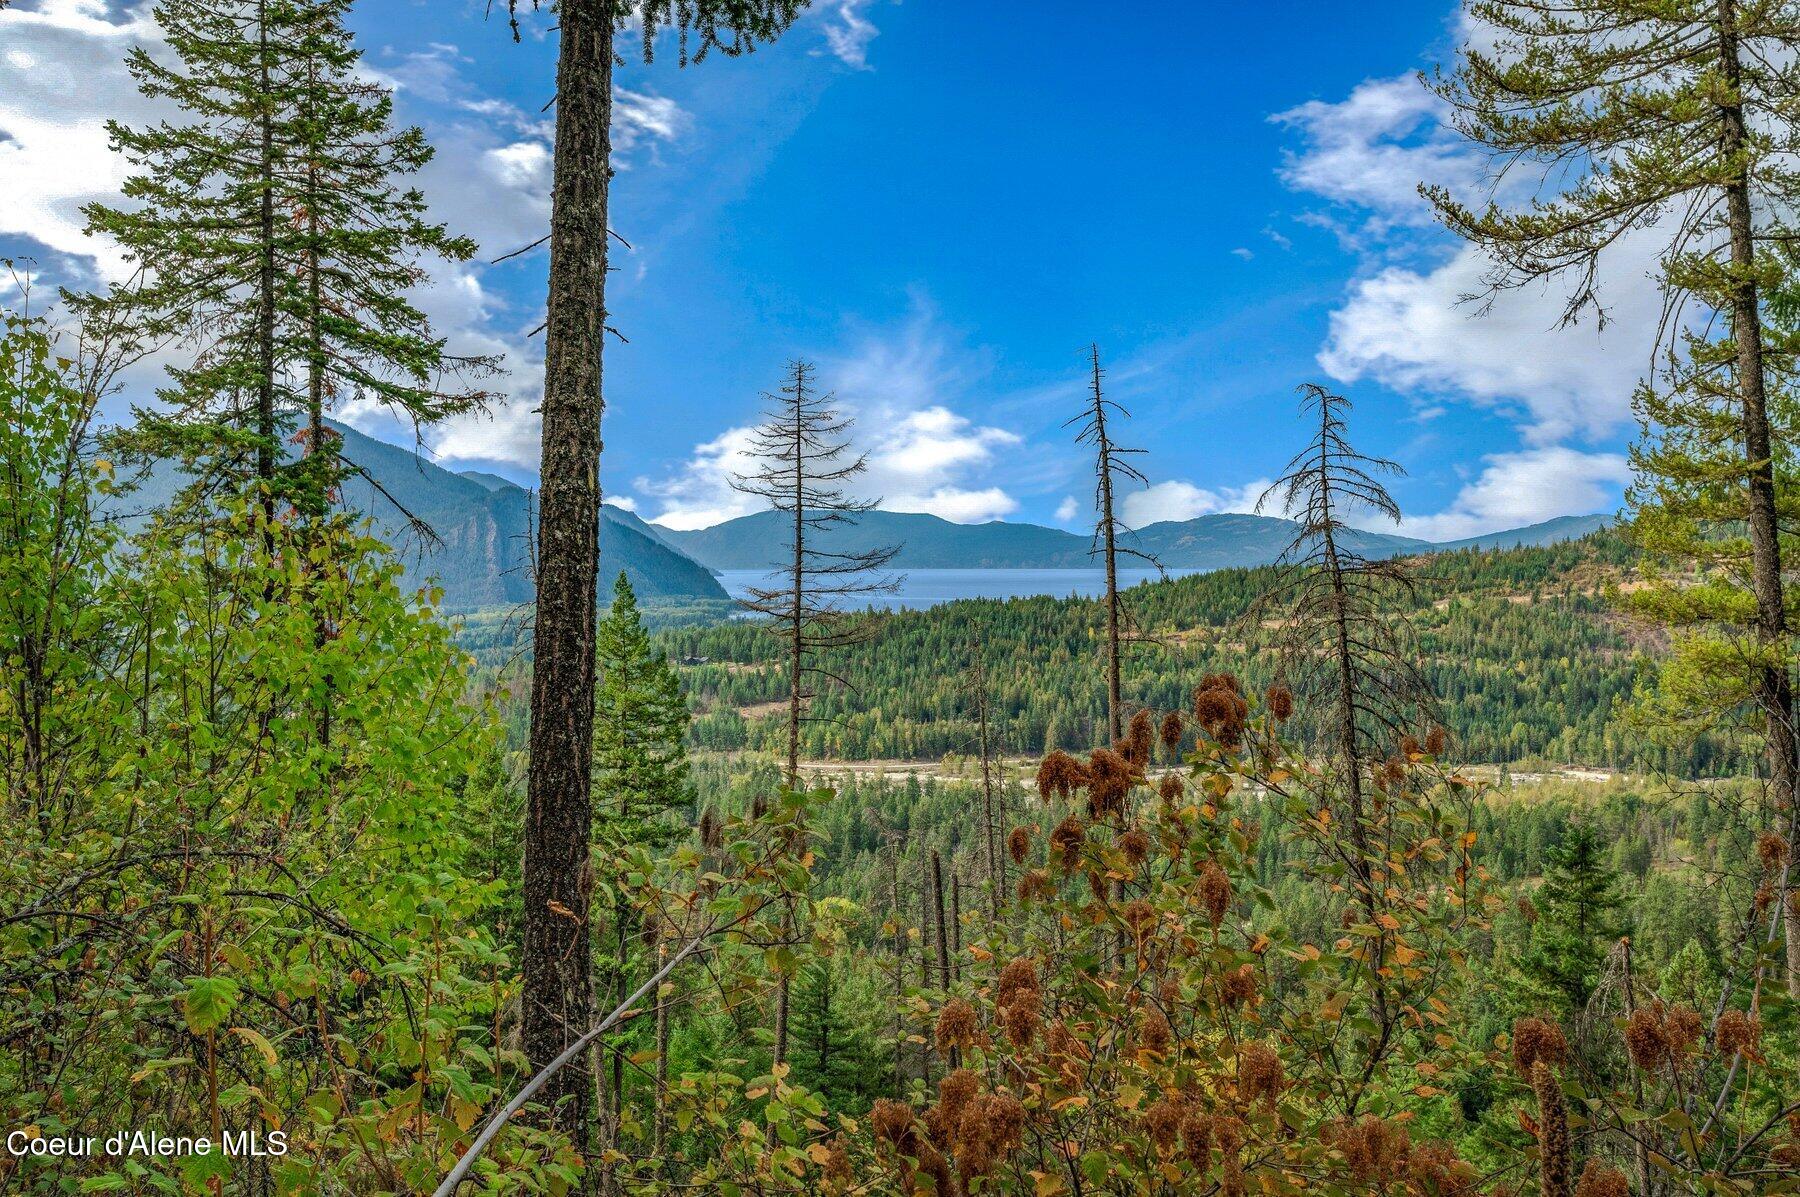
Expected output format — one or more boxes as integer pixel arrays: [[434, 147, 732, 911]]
[[653, 508, 1610, 572], [102, 421, 728, 611]]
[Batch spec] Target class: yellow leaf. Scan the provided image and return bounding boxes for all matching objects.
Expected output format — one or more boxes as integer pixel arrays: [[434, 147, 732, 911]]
[[230, 1026, 279, 1069]]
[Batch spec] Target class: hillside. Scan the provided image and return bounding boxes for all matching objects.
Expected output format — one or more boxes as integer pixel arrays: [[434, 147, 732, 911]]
[[652, 532, 1732, 776], [103, 421, 728, 610], [654, 507, 1607, 572]]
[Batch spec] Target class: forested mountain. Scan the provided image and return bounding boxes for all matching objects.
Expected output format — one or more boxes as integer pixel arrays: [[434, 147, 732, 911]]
[[103, 420, 727, 609], [654, 506, 1609, 571], [646, 532, 1730, 773]]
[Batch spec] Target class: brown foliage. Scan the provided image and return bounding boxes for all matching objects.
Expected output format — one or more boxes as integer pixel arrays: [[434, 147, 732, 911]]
[[1198, 859, 1232, 928], [1237, 1042, 1285, 1108], [1016, 868, 1054, 903], [1007, 824, 1033, 865], [1035, 749, 1088, 803], [1716, 1008, 1762, 1059], [1086, 747, 1137, 818], [1160, 710, 1184, 753], [1532, 1060, 1572, 1197], [1119, 826, 1151, 866], [1050, 814, 1086, 874], [935, 998, 979, 1057], [1512, 1017, 1568, 1077], [1573, 1161, 1628, 1197], [1265, 683, 1294, 722], [1219, 963, 1259, 1009], [1135, 1008, 1173, 1058], [1757, 831, 1788, 872]]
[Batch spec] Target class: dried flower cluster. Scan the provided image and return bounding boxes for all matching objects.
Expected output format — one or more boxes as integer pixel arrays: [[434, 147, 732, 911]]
[[1573, 1161, 1629, 1197], [1511, 1016, 1568, 1077], [1236, 1042, 1285, 1108], [1624, 1000, 1701, 1071], [1086, 747, 1138, 818], [1035, 749, 1088, 802], [1050, 814, 1086, 874], [996, 957, 1041, 1048], [1198, 859, 1232, 928], [1193, 673, 1249, 748], [1007, 824, 1033, 864], [934, 998, 979, 1057]]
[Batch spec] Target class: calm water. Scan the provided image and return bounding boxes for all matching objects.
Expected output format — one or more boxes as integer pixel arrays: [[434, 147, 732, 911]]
[[716, 567, 1191, 611]]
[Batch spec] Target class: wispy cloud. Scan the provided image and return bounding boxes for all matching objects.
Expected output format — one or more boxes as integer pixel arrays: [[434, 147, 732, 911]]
[[637, 300, 1027, 528], [1273, 62, 1655, 535], [815, 0, 880, 69]]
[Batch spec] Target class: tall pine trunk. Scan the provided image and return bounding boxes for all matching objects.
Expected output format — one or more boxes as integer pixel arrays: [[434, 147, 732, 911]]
[[255, 0, 276, 502], [523, 0, 613, 1152], [1717, 0, 1800, 996]]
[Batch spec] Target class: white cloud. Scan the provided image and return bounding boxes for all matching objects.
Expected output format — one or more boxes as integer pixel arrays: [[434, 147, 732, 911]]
[[0, 4, 688, 474], [1274, 65, 1664, 534], [639, 305, 1028, 528], [1318, 234, 1664, 445], [607, 494, 638, 512], [1271, 74, 1484, 248], [0, 1, 165, 281], [1055, 495, 1080, 523], [635, 424, 763, 531], [1382, 446, 1629, 541], [815, 0, 879, 69], [1120, 478, 1272, 529], [1230, 247, 1254, 261]]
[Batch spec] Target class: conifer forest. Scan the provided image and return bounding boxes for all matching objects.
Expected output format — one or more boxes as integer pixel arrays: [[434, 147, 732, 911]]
[[11, 1, 1800, 1194]]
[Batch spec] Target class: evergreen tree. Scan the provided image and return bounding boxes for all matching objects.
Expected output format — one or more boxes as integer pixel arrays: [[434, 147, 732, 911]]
[[594, 570, 694, 845], [1428, 0, 1800, 996], [516, 0, 809, 1145], [73, 0, 490, 510], [592, 571, 695, 1159], [1525, 824, 1621, 1010]]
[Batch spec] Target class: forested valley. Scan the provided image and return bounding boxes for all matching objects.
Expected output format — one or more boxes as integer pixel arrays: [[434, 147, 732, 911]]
[[7, 1, 1800, 1196]]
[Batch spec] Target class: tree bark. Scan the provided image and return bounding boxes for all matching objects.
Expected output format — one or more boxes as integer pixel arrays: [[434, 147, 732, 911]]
[[1717, 0, 1800, 997], [255, 0, 276, 499], [1091, 349, 1123, 745], [522, 0, 612, 1154]]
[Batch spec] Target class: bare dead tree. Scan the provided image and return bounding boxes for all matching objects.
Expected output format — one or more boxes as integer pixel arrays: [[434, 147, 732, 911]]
[[1257, 384, 1432, 832], [1255, 383, 1435, 1041], [962, 655, 1005, 916], [732, 359, 900, 785], [1066, 345, 1157, 743], [731, 358, 897, 1065]]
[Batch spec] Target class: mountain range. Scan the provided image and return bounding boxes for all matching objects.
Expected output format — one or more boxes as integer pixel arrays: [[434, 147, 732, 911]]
[[102, 421, 728, 611], [99, 423, 1613, 611], [650, 508, 1611, 573]]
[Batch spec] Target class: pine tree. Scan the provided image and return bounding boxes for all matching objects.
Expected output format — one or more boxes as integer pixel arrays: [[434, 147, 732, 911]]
[[731, 358, 896, 1066], [72, 0, 489, 510], [592, 573, 693, 1171], [516, 1, 808, 1146], [282, 0, 497, 510], [594, 571, 693, 844], [1428, 0, 1800, 996], [1525, 824, 1621, 1010]]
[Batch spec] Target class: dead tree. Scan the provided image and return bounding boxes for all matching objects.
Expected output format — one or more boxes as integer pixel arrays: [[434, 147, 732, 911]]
[[732, 358, 897, 1064], [1255, 383, 1434, 1024], [1066, 345, 1156, 743], [962, 655, 1005, 916]]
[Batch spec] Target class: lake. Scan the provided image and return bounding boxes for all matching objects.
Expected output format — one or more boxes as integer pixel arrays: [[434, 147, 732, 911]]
[[715, 567, 1194, 611]]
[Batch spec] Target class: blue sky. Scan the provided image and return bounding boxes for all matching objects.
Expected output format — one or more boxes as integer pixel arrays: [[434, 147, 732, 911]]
[[3, 0, 1660, 537]]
